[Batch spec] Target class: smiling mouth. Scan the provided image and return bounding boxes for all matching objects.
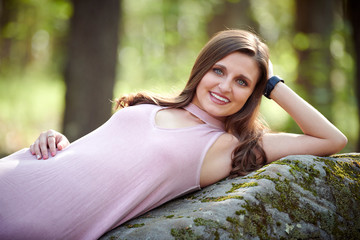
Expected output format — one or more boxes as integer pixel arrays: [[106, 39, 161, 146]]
[[210, 92, 230, 103]]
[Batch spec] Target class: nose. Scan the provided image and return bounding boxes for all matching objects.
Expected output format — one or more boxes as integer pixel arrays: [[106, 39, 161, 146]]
[[218, 78, 232, 93]]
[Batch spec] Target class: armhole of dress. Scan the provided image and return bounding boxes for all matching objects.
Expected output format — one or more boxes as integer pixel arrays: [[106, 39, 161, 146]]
[[150, 105, 163, 129], [195, 131, 227, 189]]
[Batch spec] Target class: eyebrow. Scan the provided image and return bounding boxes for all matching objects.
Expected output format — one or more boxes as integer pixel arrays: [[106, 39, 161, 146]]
[[214, 63, 254, 83]]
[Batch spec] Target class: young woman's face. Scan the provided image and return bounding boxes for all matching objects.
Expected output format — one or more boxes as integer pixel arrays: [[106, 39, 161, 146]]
[[192, 51, 259, 120]]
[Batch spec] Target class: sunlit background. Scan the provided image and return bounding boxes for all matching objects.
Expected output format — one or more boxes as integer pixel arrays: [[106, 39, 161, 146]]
[[0, 0, 358, 156]]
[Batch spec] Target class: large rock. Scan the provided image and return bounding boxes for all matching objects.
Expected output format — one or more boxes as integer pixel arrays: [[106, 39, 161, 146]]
[[100, 154, 360, 240]]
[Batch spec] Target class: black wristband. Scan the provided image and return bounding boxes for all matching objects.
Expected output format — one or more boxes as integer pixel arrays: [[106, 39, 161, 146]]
[[263, 76, 284, 99]]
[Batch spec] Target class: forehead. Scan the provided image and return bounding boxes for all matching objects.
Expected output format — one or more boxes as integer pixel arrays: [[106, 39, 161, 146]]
[[215, 52, 259, 82]]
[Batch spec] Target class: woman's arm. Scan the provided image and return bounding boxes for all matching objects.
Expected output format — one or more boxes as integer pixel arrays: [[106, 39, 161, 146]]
[[29, 129, 70, 159], [262, 81, 347, 163]]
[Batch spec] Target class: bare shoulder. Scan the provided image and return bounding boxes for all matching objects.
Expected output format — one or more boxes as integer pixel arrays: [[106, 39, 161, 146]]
[[212, 133, 239, 151], [200, 133, 238, 187]]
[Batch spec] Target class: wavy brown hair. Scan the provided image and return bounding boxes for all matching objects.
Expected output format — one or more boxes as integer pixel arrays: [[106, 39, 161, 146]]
[[115, 29, 269, 177]]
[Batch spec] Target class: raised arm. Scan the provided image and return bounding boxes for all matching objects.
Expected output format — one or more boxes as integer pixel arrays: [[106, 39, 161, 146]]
[[262, 81, 347, 163]]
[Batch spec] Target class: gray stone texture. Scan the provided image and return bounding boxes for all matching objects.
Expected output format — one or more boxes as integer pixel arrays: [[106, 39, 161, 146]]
[[100, 153, 360, 240]]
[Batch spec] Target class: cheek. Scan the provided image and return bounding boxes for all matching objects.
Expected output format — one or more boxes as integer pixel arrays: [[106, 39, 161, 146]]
[[233, 89, 253, 102], [231, 94, 251, 113], [195, 82, 205, 97], [200, 74, 219, 88], [194, 81, 208, 103], [196, 78, 211, 95]]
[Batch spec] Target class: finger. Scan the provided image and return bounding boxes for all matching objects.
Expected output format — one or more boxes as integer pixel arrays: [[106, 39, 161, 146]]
[[39, 132, 49, 159], [47, 131, 57, 157], [33, 139, 43, 160], [29, 143, 35, 155], [57, 135, 70, 150]]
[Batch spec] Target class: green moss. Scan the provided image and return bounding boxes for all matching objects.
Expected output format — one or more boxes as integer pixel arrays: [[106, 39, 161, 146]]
[[194, 218, 223, 229], [166, 215, 174, 218], [244, 201, 274, 238], [193, 218, 227, 239], [231, 181, 326, 239], [332, 153, 360, 162], [245, 172, 280, 182], [125, 223, 145, 228], [287, 225, 313, 239], [234, 157, 352, 238], [235, 210, 246, 215], [225, 216, 243, 239], [223, 201, 274, 239], [226, 181, 258, 193], [255, 168, 266, 174], [314, 157, 360, 238], [172, 156, 360, 239], [275, 159, 321, 196], [185, 195, 198, 200], [248, 156, 360, 239], [259, 177, 318, 224], [170, 227, 201, 240], [201, 195, 243, 202], [316, 157, 360, 183], [319, 211, 336, 233]]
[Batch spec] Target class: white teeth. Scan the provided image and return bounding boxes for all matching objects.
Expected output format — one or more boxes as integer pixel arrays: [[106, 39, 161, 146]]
[[210, 92, 229, 103]]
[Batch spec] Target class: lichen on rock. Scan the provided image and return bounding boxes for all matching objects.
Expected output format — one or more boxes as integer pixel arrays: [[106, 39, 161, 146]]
[[100, 153, 360, 240]]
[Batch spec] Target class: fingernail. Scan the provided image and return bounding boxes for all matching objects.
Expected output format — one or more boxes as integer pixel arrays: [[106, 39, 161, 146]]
[[51, 151, 55, 156], [37, 155, 41, 159]]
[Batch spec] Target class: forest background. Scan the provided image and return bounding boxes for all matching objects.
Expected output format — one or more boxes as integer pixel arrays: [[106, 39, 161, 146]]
[[0, 0, 359, 156]]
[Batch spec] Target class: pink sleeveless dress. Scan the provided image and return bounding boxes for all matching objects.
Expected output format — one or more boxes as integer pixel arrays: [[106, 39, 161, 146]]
[[0, 103, 225, 240]]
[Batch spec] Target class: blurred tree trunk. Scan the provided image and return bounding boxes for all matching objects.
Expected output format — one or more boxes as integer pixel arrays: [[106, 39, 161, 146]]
[[294, 0, 335, 119], [0, 0, 11, 61], [345, 0, 360, 151], [63, 0, 121, 141], [0, 0, 20, 70], [207, 0, 258, 37]]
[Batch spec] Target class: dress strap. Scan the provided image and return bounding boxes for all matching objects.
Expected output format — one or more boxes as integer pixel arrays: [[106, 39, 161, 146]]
[[183, 103, 225, 130]]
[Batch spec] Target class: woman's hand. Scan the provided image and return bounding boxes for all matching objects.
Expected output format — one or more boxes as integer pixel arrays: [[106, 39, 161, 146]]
[[29, 130, 70, 159]]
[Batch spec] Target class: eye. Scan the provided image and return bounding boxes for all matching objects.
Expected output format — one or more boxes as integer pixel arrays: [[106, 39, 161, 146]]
[[236, 79, 248, 86], [213, 68, 223, 76]]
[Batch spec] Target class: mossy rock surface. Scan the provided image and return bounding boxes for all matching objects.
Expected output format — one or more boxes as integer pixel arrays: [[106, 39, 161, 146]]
[[100, 153, 360, 240]]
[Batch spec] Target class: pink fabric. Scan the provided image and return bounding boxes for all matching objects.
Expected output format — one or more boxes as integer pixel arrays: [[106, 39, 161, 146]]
[[0, 104, 225, 240]]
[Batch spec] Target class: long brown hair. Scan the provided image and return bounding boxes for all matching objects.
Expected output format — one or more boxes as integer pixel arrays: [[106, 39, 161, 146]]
[[116, 29, 269, 177]]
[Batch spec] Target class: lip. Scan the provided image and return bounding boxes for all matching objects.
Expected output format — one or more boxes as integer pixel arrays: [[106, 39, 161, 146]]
[[209, 91, 230, 105]]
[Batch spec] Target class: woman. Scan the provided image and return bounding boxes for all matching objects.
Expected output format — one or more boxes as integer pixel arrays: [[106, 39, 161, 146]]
[[0, 29, 347, 240]]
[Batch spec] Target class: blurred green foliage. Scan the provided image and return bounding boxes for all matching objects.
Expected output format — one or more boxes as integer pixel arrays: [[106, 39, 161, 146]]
[[0, 0, 357, 155]]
